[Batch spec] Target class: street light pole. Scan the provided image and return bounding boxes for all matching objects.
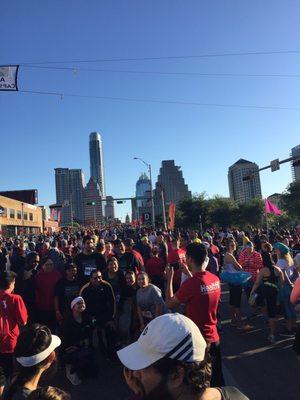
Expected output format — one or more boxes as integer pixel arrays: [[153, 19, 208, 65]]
[[133, 157, 156, 228]]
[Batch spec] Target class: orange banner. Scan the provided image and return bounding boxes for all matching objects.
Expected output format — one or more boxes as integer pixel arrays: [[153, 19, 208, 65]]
[[168, 203, 176, 230]]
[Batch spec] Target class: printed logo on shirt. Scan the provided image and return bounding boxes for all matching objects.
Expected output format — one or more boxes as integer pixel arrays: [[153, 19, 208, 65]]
[[199, 281, 220, 294]]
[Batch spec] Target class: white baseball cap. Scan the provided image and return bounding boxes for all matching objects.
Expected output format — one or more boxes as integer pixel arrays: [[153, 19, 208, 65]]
[[117, 313, 207, 371]]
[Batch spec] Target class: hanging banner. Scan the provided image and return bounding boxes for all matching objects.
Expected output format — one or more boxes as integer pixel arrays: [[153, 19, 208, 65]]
[[0, 65, 19, 91], [168, 203, 176, 230]]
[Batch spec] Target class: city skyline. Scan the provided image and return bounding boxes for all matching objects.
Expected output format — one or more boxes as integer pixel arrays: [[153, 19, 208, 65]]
[[1, 2, 299, 221]]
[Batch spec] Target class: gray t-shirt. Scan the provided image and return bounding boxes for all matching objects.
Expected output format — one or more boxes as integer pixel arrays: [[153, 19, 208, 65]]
[[136, 284, 166, 318]]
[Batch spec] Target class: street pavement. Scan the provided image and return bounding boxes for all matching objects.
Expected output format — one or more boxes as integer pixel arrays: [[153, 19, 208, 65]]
[[49, 285, 300, 400]]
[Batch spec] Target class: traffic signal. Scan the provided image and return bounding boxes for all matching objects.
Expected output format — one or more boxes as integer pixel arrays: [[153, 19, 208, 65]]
[[292, 159, 300, 167], [86, 201, 96, 206], [242, 174, 254, 181]]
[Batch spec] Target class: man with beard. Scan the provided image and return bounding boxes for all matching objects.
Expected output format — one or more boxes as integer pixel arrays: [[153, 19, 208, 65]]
[[117, 313, 248, 400]]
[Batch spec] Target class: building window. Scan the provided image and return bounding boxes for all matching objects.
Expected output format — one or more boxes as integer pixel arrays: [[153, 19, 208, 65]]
[[9, 209, 15, 219], [24, 212, 28, 221], [29, 213, 33, 221], [17, 210, 22, 219]]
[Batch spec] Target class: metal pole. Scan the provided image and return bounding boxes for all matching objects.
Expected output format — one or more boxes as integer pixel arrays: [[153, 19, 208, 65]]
[[93, 205, 96, 227], [161, 188, 167, 230], [149, 164, 156, 228]]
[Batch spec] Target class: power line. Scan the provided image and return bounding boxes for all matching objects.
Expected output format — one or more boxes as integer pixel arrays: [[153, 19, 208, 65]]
[[17, 89, 300, 111], [21, 65, 300, 78], [17, 49, 300, 65]]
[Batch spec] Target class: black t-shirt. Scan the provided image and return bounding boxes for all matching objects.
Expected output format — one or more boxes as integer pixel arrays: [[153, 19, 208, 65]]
[[81, 282, 115, 325], [54, 277, 80, 313], [60, 313, 95, 350], [74, 252, 106, 285]]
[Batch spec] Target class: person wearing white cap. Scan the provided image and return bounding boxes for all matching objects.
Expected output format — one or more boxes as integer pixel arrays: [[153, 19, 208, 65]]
[[2, 324, 60, 400], [60, 296, 97, 385], [117, 313, 248, 400]]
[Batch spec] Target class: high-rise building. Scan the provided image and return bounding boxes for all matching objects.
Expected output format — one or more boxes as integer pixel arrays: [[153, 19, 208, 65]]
[[55, 168, 85, 224], [132, 173, 151, 221], [291, 145, 300, 182], [105, 196, 115, 221], [89, 132, 105, 197], [154, 160, 191, 215], [83, 178, 103, 225], [228, 159, 262, 203]]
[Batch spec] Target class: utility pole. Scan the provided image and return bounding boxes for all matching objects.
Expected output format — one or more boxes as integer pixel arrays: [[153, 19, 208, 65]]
[[161, 188, 167, 230]]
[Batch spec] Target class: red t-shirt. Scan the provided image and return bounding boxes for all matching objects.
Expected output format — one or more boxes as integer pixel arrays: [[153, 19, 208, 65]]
[[132, 249, 144, 267], [168, 249, 186, 286], [35, 270, 62, 311], [145, 256, 165, 277], [0, 290, 28, 353], [176, 271, 221, 343]]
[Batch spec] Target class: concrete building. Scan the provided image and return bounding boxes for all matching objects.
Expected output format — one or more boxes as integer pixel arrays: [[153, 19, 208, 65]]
[[0, 195, 43, 236], [54, 168, 85, 225], [291, 145, 300, 182], [154, 160, 191, 215], [89, 132, 105, 197], [105, 196, 115, 221], [83, 178, 103, 226], [228, 159, 262, 203]]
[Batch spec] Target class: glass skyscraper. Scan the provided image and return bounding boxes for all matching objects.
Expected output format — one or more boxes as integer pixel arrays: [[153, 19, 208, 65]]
[[89, 132, 106, 197]]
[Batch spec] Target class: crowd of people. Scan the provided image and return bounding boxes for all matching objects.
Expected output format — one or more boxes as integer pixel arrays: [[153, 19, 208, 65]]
[[0, 224, 300, 399]]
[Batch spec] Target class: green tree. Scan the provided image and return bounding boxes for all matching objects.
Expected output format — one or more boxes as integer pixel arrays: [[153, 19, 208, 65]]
[[207, 196, 238, 228], [281, 182, 300, 221], [176, 193, 209, 229], [237, 198, 264, 227]]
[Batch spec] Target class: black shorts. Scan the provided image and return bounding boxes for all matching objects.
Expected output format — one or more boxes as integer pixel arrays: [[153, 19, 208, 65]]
[[229, 284, 242, 308]]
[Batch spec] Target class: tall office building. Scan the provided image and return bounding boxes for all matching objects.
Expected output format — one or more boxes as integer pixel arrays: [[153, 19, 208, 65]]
[[154, 160, 191, 215], [291, 145, 300, 182], [228, 159, 262, 204], [89, 132, 105, 197], [105, 196, 115, 221], [55, 168, 85, 224], [83, 178, 103, 225], [132, 173, 151, 220]]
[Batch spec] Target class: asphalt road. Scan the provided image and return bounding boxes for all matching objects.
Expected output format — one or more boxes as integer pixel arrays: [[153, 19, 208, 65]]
[[47, 286, 300, 400]]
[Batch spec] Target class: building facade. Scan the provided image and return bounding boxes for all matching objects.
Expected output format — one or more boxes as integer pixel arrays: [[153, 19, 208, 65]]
[[0, 195, 43, 236], [89, 132, 105, 197], [291, 145, 300, 182], [83, 178, 103, 226], [132, 173, 151, 221], [54, 168, 85, 225], [105, 196, 115, 221], [154, 160, 191, 215], [228, 159, 262, 203]]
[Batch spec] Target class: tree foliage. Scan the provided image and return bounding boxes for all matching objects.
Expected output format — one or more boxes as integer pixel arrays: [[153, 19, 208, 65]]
[[281, 182, 300, 221]]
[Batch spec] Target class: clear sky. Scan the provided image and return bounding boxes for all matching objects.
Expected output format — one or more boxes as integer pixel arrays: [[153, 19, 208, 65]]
[[1, 1, 299, 220]]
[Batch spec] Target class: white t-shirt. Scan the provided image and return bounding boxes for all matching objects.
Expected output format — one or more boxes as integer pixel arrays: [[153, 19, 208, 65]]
[[276, 258, 294, 278]]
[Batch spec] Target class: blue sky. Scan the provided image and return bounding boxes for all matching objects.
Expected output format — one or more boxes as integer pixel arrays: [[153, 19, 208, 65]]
[[1, 1, 299, 220]]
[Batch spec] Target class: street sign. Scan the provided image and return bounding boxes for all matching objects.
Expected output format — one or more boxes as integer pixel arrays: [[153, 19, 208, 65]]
[[142, 212, 151, 223], [270, 159, 280, 172]]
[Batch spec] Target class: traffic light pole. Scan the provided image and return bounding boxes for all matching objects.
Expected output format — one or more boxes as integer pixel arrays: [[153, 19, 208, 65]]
[[258, 156, 297, 172]]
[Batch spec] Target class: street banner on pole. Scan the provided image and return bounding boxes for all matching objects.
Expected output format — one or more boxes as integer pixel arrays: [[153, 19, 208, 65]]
[[0, 65, 19, 91], [168, 203, 176, 230]]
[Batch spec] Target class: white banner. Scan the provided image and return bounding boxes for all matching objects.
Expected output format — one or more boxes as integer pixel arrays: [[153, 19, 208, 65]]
[[0, 65, 19, 91]]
